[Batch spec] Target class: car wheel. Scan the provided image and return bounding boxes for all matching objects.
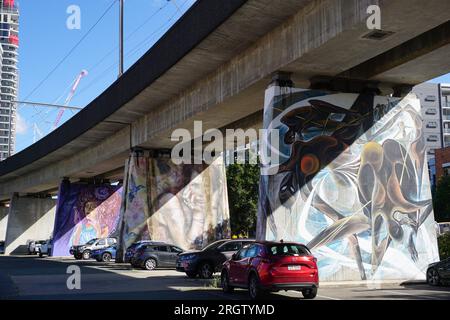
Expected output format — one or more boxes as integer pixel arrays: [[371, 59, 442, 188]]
[[302, 287, 318, 299], [144, 258, 157, 270], [102, 252, 112, 262], [82, 250, 91, 260], [39, 252, 43, 258], [199, 262, 213, 279], [427, 268, 440, 286], [221, 271, 234, 293], [248, 274, 263, 300], [186, 271, 197, 278]]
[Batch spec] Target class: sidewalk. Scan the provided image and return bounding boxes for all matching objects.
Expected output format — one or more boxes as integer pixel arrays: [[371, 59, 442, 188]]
[[319, 279, 426, 288]]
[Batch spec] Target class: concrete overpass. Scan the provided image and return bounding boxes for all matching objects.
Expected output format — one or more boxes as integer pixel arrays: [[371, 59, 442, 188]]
[[1, 0, 450, 200]]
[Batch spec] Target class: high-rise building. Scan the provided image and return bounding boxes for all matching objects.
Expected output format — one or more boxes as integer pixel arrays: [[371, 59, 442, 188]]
[[440, 84, 450, 148], [412, 82, 450, 188], [0, 0, 19, 161]]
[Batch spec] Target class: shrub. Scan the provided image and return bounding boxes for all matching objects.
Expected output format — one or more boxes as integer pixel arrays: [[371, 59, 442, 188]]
[[438, 233, 450, 260]]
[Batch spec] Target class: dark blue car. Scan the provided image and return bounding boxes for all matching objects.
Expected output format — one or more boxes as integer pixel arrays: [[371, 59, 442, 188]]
[[91, 245, 117, 262]]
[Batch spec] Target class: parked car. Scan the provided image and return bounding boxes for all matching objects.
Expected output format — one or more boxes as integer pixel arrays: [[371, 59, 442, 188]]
[[0, 241, 4, 254], [91, 245, 117, 262], [124, 240, 164, 263], [176, 239, 254, 279], [131, 243, 184, 270], [221, 241, 319, 300], [34, 240, 47, 255], [426, 257, 450, 286], [27, 240, 37, 255], [438, 222, 450, 236], [71, 237, 117, 260], [37, 239, 52, 257]]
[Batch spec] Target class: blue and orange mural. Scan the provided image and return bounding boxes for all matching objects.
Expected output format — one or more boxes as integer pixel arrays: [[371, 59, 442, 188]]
[[258, 87, 439, 281]]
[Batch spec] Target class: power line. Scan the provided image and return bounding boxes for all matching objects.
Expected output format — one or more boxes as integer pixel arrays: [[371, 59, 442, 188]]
[[73, 0, 190, 101], [83, 1, 171, 76], [22, 0, 117, 102]]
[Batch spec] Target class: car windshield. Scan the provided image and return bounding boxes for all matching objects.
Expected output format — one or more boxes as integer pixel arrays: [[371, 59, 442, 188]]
[[268, 244, 310, 256], [85, 239, 97, 245], [202, 240, 227, 251]]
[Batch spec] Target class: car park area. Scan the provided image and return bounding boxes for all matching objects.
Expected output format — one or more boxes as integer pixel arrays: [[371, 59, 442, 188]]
[[0, 255, 449, 300]]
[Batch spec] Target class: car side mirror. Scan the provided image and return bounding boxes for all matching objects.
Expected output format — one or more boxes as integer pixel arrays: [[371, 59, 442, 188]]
[[232, 253, 237, 260]]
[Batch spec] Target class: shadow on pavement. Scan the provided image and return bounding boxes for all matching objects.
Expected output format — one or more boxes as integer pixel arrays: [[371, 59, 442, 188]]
[[0, 256, 310, 300]]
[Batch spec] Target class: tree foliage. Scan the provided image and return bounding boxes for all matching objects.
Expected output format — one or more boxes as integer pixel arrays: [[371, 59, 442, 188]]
[[226, 163, 260, 237], [438, 233, 450, 260], [433, 175, 450, 222]]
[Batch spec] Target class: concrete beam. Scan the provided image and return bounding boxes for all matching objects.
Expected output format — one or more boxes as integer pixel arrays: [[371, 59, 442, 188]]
[[339, 21, 450, 81], [1, 0, 450, 200], [4, 195, 56, 255]]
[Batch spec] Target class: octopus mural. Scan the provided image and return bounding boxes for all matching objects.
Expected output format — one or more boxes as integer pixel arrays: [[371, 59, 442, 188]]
[[117, 152, 230, 255], [52, 181, 123, 256], [258, 87, 439, 281]]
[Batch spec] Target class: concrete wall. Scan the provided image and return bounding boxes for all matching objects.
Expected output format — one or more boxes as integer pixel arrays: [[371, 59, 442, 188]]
[[4, 195, 56, 255], [0, 206, 8, 241]]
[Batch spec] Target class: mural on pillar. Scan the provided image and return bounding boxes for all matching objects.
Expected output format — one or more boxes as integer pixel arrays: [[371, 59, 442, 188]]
[[118, 153, 230, 251], [52, 181, 123, 256], [258, 87, 439, 281]]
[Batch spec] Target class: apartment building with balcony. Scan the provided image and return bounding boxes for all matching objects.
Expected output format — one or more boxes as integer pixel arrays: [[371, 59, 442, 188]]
[[0, 0, 18, 161], [441, 84, 450, 148]]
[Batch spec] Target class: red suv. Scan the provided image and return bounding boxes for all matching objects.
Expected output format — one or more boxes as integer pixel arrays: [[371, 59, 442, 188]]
[[221, 241, 319, 299]]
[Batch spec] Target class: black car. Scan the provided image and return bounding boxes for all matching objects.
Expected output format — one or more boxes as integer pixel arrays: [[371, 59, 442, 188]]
[[427, 257, 450, 286], [176, 239, 254, 279], [131, 243, 184, 270], [124, 240, 164, 263]]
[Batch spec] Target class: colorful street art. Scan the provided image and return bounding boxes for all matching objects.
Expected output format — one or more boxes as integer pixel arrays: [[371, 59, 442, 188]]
[[257, 86, 439, 281], [52, 181, 123, 256], [118, 152, 230, 253]]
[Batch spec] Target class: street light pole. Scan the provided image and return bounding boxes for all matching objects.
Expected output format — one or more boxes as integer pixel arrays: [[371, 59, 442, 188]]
[[119, 0, 124, 77]]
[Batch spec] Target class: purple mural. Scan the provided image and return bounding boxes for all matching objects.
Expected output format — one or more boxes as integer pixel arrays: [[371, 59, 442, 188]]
[[52, 180, 123, 256]]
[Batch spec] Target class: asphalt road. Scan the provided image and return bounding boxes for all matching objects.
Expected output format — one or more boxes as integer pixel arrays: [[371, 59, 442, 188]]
[[0, 255, 449, 300]]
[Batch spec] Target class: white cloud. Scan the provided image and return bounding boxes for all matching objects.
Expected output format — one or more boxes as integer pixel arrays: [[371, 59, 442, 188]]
[[16, 113, 28, 135]]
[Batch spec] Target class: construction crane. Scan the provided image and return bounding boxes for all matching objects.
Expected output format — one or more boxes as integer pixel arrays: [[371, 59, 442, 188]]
[[53, 69, 88, 129]]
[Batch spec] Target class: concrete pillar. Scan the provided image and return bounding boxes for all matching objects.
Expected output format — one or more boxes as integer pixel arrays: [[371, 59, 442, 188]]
[[257, 75, 439, 281], [116, 150, 230, 261], [0, 205, 9, 241], [4, 194, 56, 255]]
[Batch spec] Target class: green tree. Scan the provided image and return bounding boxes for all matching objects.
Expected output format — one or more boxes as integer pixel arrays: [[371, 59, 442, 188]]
[[433, 175, 450, 222], [226, 163, 260, 237], [438, 233, 450, 260]]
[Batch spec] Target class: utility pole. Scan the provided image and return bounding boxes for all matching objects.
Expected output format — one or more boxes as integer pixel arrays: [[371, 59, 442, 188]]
[[119, 0, 124, 77], [7, 102, 13, 158]]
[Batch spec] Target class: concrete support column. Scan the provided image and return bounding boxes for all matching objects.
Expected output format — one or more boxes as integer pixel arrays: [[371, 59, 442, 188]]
[[0, 204, 9, 241], [4, 194, 56, 255]]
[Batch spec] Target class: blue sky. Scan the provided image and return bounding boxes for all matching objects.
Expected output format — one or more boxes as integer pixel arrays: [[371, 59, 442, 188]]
[[16, 0, 196, 152], [14, 0, 450, 153]]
